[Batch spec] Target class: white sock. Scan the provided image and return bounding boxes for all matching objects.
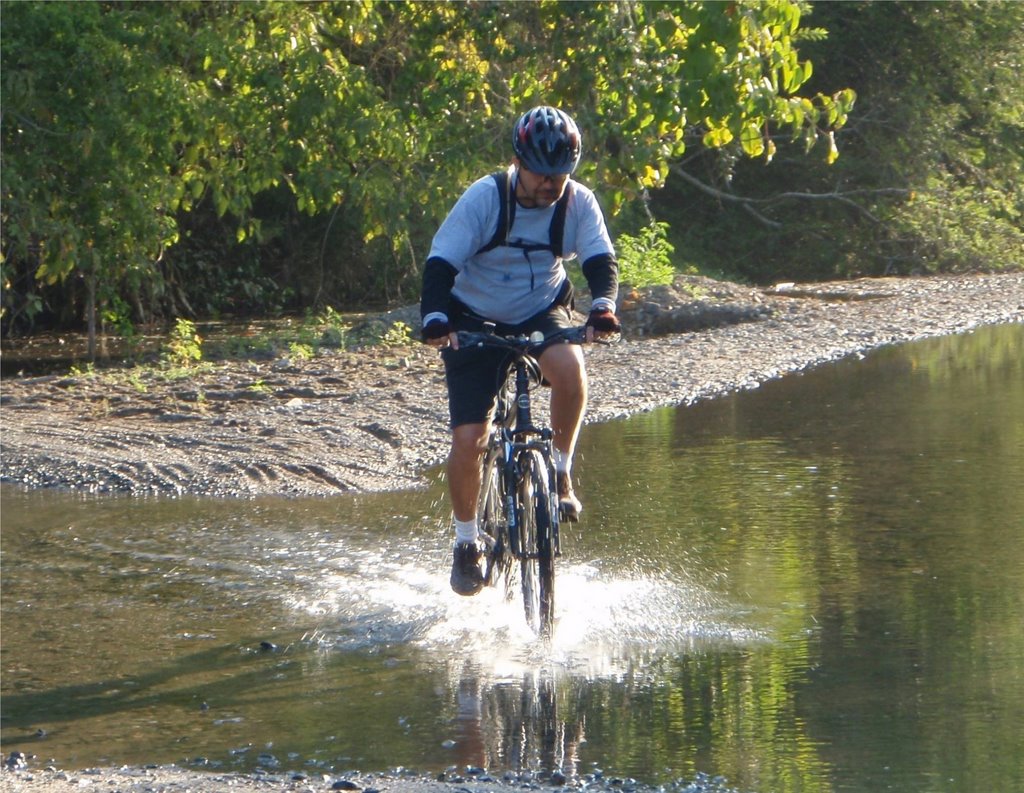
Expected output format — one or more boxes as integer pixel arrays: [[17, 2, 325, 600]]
[[454, 517, 479, 545], [552, 447, 571, 475]]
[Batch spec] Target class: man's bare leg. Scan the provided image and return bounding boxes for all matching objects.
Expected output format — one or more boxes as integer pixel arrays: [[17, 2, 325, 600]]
[[448, 421, 490, 595], [448, 422, 489, 524], [540, 343, 587, 519]]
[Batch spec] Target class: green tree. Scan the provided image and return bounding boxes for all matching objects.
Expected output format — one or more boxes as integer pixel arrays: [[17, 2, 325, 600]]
[[2, 2, 185, 351], [651, 0, 1024, 282], [2, 0, 853, 343]]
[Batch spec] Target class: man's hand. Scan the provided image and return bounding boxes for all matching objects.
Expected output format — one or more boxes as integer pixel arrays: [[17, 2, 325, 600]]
[[421, 319, 458, 349], [585, 308, 620, 342]]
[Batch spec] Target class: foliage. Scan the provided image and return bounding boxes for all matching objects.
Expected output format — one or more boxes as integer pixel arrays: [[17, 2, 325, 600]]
[[317, 306, 353, 348], [615, 222, 682, 288], [101, 294, 144, 361], [288, 342, 314, 361], [7, 0, 1018, 332], [502, 0, 854, 212], [379, 321, 414, 348], [860, 1, 1024, 274], [2, 0, 853, 339], [163, 318, 203, 369], [654, 0, 1024, 282], [13, 2, 1018, 327]]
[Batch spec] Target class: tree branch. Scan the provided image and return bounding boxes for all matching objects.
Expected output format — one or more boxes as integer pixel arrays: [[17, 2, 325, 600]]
[[670, 165, 910, 227], [670, 165, 782, 228]]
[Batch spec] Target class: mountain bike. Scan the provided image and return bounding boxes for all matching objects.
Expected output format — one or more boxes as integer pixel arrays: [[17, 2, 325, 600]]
[[456, 324, 591, 637]]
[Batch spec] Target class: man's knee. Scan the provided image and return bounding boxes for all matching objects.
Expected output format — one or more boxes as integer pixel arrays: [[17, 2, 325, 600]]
[[450, 423, 489, 459], [540, 344, 586, 389]]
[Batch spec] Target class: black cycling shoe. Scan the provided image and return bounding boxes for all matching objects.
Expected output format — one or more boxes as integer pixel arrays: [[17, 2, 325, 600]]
[[450, 542, 485, 596]]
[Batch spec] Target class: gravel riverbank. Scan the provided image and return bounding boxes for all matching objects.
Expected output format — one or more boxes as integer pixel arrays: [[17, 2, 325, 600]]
[[2, 273, 1022, 500], [0, 763, 743, 793]]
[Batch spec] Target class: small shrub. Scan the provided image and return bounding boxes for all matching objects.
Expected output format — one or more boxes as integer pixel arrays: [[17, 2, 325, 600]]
[[102, 294, 143, 362], [380, 321, 414, 347], [289, 342, 315, 360], [69, 362, 95, 377], [316, 306, 352, 348], [616, 222, 678, 288], [164, 318, 203, 369]]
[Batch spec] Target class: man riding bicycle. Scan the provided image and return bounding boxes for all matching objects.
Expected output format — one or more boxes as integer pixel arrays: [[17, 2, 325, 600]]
[[420, 106, 620, 596]]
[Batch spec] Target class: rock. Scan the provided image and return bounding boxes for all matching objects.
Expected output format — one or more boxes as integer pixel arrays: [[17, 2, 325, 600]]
[[617, 274, 773, 338], [358, 422, 402, 448], [5, 751, 29, 770]]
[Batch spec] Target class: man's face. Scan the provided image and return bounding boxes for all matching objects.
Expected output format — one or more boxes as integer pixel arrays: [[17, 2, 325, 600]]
[[514, 160, 570, 208]]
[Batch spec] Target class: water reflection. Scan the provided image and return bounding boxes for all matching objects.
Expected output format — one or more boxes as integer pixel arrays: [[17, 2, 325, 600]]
[[2, 324, 1022, 793], [443, 665, 585, 782]]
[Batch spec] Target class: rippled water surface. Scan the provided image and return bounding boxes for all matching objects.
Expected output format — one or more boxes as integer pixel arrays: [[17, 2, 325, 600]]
[[3, 323, 1022, 792]]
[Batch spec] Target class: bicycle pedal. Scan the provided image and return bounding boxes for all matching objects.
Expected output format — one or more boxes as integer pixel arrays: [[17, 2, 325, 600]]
[[477, 530, 497, 550]]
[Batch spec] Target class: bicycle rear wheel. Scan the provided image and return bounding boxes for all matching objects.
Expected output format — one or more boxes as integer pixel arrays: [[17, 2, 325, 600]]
[[517, 449, 556, 637]]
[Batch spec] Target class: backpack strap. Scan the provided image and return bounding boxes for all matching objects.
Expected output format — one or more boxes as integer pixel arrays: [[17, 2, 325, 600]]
[[475, 169, 515, 255], [474, 168, 572, 257], [549, 183, 571, 258]]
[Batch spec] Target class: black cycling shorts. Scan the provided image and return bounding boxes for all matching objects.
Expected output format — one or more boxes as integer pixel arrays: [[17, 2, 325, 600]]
[[441, 297, 575, 428]]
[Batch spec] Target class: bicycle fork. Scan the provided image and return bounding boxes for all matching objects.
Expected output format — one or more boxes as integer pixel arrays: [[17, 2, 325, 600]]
[[501, 361, 563, 560], [508, 444, 562, 560]]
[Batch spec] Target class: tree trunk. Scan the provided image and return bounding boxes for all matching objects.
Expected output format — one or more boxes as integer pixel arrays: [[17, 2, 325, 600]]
[[86, 272, 97, 363]]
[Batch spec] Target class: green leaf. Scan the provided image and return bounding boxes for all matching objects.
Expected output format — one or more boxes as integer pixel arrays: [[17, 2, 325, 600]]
[[740, 123, 764, 157], [703, 125, 734, 148]]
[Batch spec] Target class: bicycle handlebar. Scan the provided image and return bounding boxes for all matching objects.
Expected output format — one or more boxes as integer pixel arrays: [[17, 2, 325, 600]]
[[456, 325, 592, 351]]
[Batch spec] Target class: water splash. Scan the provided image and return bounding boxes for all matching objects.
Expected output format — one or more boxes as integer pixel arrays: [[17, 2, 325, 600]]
[[286, 546, 762, 674]]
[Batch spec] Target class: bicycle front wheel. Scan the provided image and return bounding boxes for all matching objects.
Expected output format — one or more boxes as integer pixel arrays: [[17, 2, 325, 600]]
[[479, 447, 512, 591], [517, 449, 556, 637]]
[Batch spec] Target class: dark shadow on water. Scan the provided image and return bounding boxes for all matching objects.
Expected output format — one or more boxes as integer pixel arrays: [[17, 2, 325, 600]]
[[0, 636, 311, 738]]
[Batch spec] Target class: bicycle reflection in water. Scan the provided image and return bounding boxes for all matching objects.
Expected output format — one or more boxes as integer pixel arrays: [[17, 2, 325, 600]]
[[443, 667, 587, 785]]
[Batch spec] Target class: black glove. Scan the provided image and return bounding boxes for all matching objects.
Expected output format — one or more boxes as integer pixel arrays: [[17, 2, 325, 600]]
[[586, 308, 621, 334], [421, 319, 452, 343]]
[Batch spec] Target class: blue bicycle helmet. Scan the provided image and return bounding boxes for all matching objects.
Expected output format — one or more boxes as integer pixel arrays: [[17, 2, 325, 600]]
[[512, 106, 582, 175]]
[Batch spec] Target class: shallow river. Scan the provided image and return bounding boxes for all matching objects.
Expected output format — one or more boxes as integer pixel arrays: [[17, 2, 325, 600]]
[[2, 323, 1022, 793]]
